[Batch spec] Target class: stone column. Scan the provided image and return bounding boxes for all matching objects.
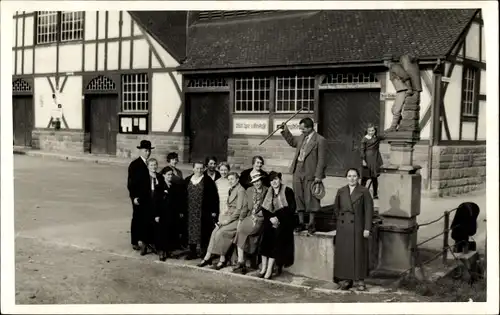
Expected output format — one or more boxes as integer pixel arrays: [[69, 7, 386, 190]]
[[376, 130, 421, 274]]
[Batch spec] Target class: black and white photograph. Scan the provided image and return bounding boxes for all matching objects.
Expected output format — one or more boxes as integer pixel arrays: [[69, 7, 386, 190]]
[[1, 1, 498, 314]]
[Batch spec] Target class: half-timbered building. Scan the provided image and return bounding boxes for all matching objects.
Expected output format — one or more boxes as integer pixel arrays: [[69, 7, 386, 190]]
[[12, 9, 486, 196], [12, 10, 188, 157]]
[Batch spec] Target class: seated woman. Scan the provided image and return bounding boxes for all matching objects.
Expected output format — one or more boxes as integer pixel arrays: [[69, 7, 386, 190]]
[[258, 171, 295, 279], [239, 156, 270, 189], [198, 172, 246, 270], [155, 166, 184, 261], [332, 168, 374, 291], [232, 173, 268, 274]]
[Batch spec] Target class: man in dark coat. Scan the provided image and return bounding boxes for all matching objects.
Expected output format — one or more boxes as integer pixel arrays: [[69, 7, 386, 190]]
[[279, 117, 326, 234], [127, 140, 154, 251]]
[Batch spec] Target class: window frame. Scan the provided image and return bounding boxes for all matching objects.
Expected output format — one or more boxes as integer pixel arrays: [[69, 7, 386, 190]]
[[275, 75, 315, 113], [234, 77, 272, 113], [121, 73, 150, 113], [460, 65, 480, 120], [35, 11, 84, 45]]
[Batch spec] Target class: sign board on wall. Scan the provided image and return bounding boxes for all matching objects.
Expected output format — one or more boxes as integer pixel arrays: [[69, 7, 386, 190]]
[[273, 118, 318, 136], [119, 114, 149, 134], [233, 118, 269, 135]]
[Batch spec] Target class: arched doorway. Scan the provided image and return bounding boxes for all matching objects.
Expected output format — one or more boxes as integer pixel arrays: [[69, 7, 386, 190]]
[[84, 75, 119, 155]]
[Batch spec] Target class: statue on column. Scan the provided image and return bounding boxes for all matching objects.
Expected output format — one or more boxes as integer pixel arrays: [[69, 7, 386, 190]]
[[384, 54, 422, 134]]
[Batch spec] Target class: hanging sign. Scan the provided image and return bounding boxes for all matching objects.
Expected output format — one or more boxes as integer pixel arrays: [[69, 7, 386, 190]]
[[233, 118, 269, 135]]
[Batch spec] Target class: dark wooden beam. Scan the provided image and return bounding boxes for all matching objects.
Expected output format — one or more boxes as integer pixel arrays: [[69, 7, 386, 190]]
[[95, 11, 99, 72]]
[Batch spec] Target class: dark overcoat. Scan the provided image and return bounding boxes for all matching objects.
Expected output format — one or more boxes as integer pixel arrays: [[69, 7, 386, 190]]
[[333, 184, 374, 281], [155, 180, 184, 252], [127, 157, 151, 245], [184, 174, 220, 250]]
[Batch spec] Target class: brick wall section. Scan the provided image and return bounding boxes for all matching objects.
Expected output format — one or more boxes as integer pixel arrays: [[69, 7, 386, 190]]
[[429, 145, 486, 197], [32, 129, 85, 154], [228, 137, 296, 172], [117, 133, 190, 163]]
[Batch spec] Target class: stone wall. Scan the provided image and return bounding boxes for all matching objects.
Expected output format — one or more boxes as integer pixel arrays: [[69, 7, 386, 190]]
[[32, 129, 85, 154], [429, 145, 486, 197], [117, 133, 190, 163]]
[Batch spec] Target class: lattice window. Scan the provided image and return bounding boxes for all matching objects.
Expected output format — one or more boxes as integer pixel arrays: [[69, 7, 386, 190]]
[[462, 67, 478, 117], [187, 78, 228, 88], [12, 79, 32, 93], [122, 74, 149, 112], [276, 76, 315, 113], [36, 11, 58, 44], [198, 10, 276, 21], [61, 11, 84, 42], [87, 76, 116, 91], [234, 77, 271, 112], [322, 72, 379, 85]]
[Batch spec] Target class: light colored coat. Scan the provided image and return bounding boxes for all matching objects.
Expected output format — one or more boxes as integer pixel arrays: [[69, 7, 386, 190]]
[[209, 183, 247, 256], [281, 128, 327, 180]]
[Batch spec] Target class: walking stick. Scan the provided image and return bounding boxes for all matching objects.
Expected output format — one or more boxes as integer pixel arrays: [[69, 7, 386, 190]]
[[259, 107, 305, 145]]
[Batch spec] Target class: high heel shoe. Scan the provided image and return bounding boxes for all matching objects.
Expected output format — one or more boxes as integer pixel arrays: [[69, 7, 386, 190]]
[[212, 261, 227, 270], [197, 259, 212, 267]]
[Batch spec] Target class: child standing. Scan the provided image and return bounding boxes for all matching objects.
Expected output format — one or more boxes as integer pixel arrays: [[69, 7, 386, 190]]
[[360, 123, 384, 199]]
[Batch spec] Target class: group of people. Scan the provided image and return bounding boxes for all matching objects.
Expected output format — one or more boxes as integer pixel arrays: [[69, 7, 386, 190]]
[[126, 117, 383, 290]]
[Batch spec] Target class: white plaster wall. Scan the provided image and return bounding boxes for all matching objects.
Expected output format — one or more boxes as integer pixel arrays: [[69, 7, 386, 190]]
[[16, 50, 22, 74], [145, 33, 180, 68], [24, 16, 34, 46], [58, 76, 83, 129], [465, 22, 480, 61], [121, 40, 131, 69], [481, 25, 486, 62], [85, 11, 97, 41], [442, 63, 462, 140], [59, 44, 83, 73], [24, 48, 33, 74], [477, 100, 486, 140], [151, 72, 183, 132], [17, 17, 23, 47], [98, 11, 106, 40], [480, 69, 486, 95], [34, 77, 56, 128], [107, 11, 120, 39], [12, 17, 16, 47], [34, 46, 57, 74], [97, 43, 105, 71], [84, 43, 96, 72], [132, 38, 149, 69], [461, 122, 476, 140], [107, 42, 119, 70], [133, 20, 142, 36], [11, 51, 15, 75], [122, 12, 132, 37]]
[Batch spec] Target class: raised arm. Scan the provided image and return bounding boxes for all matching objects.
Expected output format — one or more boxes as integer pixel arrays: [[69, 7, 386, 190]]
[[280, 126, 298, 148]]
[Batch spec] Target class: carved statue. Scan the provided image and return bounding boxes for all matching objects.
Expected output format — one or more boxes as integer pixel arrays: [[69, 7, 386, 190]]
[[384, 54, 422, 134]]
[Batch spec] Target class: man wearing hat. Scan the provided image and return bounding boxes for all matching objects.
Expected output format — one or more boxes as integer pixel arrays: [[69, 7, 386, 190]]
[[127, 140, 155, 252], [279, 117, 326, 234]]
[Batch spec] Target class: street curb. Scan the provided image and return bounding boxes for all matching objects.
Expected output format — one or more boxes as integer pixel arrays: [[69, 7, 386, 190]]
[[17, 234, 410, 296]]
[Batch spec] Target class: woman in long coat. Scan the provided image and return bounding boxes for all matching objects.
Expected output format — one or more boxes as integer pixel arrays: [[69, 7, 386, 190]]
[[360, 123, 385, 199], [232, 173, 268, 274], [184, 162, 219, 260], [155, 166, 184, 261], [198, 172, 246, 270], [258, 171, 295, 280], [239, 156, 270, 189], [333, 168, 374, 291]]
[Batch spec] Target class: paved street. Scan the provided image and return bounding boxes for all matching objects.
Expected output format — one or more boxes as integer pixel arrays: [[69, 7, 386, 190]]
[[14, 155, 432, 304]]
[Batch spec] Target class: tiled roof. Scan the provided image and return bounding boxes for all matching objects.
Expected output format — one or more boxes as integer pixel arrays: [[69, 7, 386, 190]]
[[178, 9, 479, 71], [128, 11, 188, 63]]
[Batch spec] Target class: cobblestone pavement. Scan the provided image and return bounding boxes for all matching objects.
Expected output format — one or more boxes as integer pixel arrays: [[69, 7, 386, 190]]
[[13, 155, 432, 304]]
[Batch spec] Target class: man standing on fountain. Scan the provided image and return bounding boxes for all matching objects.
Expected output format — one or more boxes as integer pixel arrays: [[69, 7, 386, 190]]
[[279, 117, 326, 235]]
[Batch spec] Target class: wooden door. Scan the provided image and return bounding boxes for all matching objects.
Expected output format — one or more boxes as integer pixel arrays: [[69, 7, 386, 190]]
[[319, 89, 380, 176], [186, 93, 230, 163], [86, 94, 119, 155], [12, 95, 34, 147]]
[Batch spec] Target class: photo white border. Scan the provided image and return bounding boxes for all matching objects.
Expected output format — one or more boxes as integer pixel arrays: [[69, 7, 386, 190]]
[[1, 1, 498, 314]]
